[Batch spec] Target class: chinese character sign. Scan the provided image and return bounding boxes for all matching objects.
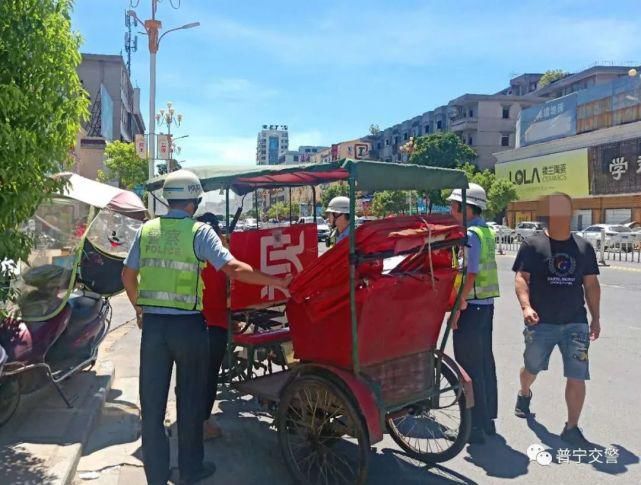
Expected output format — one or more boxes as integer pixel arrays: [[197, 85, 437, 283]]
[[135, 134, 146, 159], [589, 137, 641, 195], [157, 134, 170, 160], [228, 225, 318, 310]]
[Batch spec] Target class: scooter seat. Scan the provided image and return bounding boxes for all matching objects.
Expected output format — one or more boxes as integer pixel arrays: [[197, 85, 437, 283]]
[[67, 295, 103, 328]]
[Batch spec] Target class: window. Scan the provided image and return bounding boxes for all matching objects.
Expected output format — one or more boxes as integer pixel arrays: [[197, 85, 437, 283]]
[[468, 109, 474, 118], [393, 136, 399, 145], [377, 142, 382, 150], [502, 106, 510, 119], [436, 120, 442, 130], [467, 136, 474, 145], [293, 155, 299, 162], [385, 139, 390, 146], [501, 134, 510, 147], [403, 133, 408, 141], [425, 124, 431, 134]]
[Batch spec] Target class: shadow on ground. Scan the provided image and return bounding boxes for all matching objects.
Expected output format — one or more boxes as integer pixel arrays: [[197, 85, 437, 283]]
[[527, 417, 640, 475]]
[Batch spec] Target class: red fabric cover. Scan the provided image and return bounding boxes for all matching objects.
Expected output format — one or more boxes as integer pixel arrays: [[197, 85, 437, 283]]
[[286, 215, 464, 370], [201, 264, 227, 329]]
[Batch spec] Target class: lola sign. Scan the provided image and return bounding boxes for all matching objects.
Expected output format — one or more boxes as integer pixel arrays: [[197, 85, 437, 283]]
[[495, 148, 589, 200]]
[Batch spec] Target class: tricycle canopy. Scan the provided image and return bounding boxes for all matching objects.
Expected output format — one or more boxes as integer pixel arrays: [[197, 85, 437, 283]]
[[146, 159, 469, 194], [56, 172, 147, 220]]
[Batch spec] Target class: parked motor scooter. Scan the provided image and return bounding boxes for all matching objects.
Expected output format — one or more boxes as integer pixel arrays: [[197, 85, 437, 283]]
[[0, 173, 146, 427]]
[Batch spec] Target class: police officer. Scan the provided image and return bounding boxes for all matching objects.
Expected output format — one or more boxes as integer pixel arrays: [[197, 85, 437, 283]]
[[122, 170, 290, 485], [325, 196, 351, 246], [448, 183, 500, 444]]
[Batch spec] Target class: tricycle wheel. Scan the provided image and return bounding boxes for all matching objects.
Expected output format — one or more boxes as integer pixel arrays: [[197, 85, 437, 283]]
[[0, 377, 21, 428], [278, 375, 369, 485], [386, 360, 470, 463]]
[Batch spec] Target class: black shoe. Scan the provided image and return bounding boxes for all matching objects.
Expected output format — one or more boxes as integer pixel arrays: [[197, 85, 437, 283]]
[[560, 423, 591, 448], [485, 419, 496, 436], [468, 427, 486, 445], [180, 461, 216, 485], [515, 390, 532, 418]]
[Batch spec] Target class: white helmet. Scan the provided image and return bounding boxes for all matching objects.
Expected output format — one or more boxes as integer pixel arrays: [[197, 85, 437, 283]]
[[447, 183, 487, 210], [162, 169, 203, 200], [325, 196, 350, 215]]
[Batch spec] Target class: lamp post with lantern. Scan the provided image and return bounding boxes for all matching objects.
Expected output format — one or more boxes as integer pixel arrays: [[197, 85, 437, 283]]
[[156, 101, 184, 172]]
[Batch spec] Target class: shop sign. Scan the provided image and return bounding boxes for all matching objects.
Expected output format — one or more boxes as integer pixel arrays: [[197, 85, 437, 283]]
[[495, 148, 589, 200], [589, 137, 641, 195]]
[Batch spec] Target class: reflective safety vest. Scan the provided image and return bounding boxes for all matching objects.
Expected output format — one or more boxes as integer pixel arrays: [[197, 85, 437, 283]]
[[467, 226, 500, 300], [137, 217, 205, 311]]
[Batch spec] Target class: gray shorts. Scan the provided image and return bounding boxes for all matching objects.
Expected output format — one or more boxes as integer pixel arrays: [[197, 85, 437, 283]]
[[523, 323, 590, 381]]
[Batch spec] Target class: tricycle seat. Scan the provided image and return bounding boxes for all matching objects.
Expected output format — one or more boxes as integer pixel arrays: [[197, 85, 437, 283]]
[[233, 327, 291, 346], [287, 215, 465, 370]]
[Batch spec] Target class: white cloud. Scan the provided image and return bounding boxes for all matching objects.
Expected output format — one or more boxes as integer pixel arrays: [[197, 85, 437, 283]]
[[204, 78, 279, 102], [288, 130, 326, 149], [191, 6, 641, 69], [179, 135, 257, 167]]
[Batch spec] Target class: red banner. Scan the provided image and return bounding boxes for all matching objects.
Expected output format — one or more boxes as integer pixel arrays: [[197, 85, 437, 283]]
[[228, 224, 318, 310]]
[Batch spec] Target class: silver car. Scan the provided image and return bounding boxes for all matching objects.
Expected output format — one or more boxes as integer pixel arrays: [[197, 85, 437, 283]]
[[576, 224, 635, 252], [515, 221, 545, 241]]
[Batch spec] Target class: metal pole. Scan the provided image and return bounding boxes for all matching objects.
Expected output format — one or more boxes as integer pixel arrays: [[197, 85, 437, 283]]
[[312, 186, 317, 218], [599, 228, 608, 266], [288, 188, 292, 224], [348, 175, 359, 374], [225, 187, 233, 387], [254, 191, 259, 229]]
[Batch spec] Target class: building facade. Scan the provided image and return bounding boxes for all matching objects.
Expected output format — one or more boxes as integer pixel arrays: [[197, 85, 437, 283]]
[[278, 146, 328, 164], [448, 94, 544, 169], [74, 53, 145, 180], [495, 73, 641, 228], [256, 125, 289, 165]]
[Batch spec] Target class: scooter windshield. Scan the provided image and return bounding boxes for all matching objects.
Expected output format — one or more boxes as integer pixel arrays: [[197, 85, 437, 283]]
[[86, 209, 142, 258], [14, 197, 92, 321]]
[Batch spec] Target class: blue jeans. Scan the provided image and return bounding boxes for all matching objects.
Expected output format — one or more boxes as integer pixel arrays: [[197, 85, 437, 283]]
[[523, 323, 590, 381], [140, 313, 208, 484], [453, 304, 497, 430]]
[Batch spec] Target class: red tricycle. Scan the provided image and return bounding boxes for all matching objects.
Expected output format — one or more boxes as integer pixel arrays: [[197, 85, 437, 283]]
[[149, 160, 473, 484]]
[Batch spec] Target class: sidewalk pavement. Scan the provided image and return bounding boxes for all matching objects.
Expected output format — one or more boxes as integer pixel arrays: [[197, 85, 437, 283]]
[[0, 361, 114, 485], [0, 294, 134, 485]]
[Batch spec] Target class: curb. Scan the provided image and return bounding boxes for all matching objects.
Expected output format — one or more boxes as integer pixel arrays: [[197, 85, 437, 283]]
[[59, 361, 115, 485]]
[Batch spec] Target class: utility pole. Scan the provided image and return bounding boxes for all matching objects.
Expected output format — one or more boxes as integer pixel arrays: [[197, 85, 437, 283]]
[[127, 1, 199, 214]]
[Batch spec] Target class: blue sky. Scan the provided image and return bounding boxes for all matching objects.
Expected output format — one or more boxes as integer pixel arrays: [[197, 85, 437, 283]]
[[72, 0, 641, 167]]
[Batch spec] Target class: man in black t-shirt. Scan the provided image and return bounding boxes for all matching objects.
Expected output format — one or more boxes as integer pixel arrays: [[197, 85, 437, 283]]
[[512, 193, 601, 448]]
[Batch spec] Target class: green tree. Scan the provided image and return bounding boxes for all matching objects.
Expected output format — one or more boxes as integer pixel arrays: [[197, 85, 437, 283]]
[[267, 202, 299, 221], [443, 162, 517, 220], [371, 191, 409, 217], [97, 141, 148, 190], [320, 183, 349, 209], [538, 69, 568, 88], [0, 0, 89, 267], [410, 133, 477, 211], [486, 178, 518, 221], [369, 124, 381, 135], [409, 132, 477, 169]]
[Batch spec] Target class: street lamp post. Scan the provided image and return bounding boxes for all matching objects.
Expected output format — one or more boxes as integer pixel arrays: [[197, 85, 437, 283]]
[[156, 101, 184, 171], [127, 2, 199, 213]]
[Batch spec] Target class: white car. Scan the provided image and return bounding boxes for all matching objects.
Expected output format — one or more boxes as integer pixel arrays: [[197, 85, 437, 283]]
[[576, 224, 635, 252], [296, 216, 330, 242], [486, 222, 515, 243], [515, 221, 545, 241], [243, 217, 258, 230]]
